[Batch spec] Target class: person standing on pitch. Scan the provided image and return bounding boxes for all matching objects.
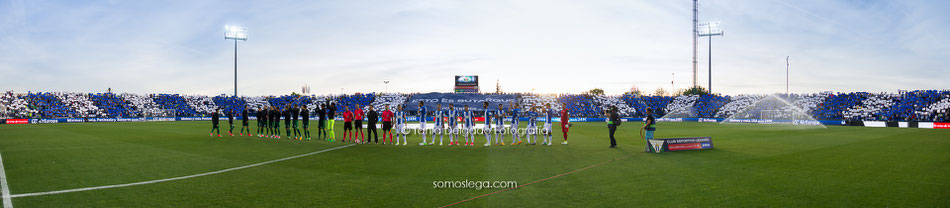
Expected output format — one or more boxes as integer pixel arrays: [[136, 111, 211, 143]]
[[641, 108, 657, 152], [210, 109, 221, 137], [366, 105, 379, 144], [354, 104, 365, 143], [560, 103, 571, 145], [272, 106, 281, 139], [606, 106, 621, 148], [342, 106, 354, 143], [301, 105, 311, 140], [509, 102, 522, 145], [381, 104, 394, 144], [494, 103, 506, 146], [430, 103, 445, 145], [317, 104, 327, 140], [240, 106, 250, 136], [326, 101, 337, 142], [227, 109, 235, 136], [292, 105, 301, 140], [447, 103, 459, 146], [418, 101, 430, 146], [395, 105, 407, 145], [283, 105, 292, 139], [526, 106, 538, 145], [463, 105, 475, 146], [482, 102, 493, 147], [542, 103, 555, 145], [257, 107, 266, 138]]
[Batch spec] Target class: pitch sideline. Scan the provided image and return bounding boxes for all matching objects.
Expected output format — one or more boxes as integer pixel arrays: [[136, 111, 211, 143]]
[[9, 144, 355, 199]]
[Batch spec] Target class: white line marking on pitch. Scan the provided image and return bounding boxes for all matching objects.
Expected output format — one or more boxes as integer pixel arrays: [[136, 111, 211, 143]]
[[1, 152, 14, 208], [10, 144, 354, 199]]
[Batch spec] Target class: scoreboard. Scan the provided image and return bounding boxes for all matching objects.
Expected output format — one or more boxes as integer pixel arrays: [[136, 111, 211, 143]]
[[454, 75, 479, 93]]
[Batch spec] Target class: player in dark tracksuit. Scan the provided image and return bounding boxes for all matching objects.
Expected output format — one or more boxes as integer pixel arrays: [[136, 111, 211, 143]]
[[227, 110, 235, 136], [257, 107, 267, 137], [240, 107, 250, 136], [317, 104, 327, 140], [301, 105, 311, 140], [210, 109, 221, 137], [272, 106, 281, 138], [283, 106, 292, 139], [292, 105, 301, 140]]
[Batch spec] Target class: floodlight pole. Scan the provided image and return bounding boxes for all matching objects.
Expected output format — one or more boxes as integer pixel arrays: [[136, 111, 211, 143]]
[[224, 25, 247, 97], [786, 56, 790, 95], [699, 22, 722, 94], [233, 39, 238, 97]]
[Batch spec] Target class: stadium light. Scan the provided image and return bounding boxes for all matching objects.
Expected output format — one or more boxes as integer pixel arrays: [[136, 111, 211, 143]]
[[698, 21, 723, 94], [224, 25, 247, 97], [786, 56, 790, 95]]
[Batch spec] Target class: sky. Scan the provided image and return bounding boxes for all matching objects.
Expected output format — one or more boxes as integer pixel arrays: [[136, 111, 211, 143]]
[[1, 0, 948, 96]]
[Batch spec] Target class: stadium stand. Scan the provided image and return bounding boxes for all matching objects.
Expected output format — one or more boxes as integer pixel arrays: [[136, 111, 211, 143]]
[[152, 94, 197, 117], [878, 90, 950, 121], [592, 95, 636, 116], [812, 92, 868, 120], [558, 94, 601, 117], [370, 93, 409, 110], [5, 90, 950, 122], [213, 95, 247, 115], [24, 92, 79, 118], [90, 93, 136, 118], [0, 91, 37, 119], [843, 93, 897, 121], [714, 94, 763, 118], [623, 95, 674, 117], [185, 95, 217, 116], [918, 94, 950, 121], [664, 95, 699, 117], [694, 94, 730, 118], [121, 93, 165, 117]]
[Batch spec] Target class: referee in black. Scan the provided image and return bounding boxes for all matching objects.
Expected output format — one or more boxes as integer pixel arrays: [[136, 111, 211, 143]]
[[366, 105, 379, 144]]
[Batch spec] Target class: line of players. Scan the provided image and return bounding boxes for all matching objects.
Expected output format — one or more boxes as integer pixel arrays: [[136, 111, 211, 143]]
[[361, 101, 572, 147], [210, 102, 337, 141], [208, 100, 573, 146]]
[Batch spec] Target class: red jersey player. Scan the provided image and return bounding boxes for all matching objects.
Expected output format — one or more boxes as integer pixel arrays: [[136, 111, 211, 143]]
[[342, 106, 354, 143], [381, 104, 395, 144], [354, 105, 365, 142], [560, 102, 571, 145]]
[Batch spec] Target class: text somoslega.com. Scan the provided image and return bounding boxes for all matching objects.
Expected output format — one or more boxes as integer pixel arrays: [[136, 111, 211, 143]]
[[432, 180, 518, 190]]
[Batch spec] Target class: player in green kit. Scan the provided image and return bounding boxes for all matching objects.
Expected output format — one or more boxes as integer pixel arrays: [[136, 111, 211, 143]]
[[301, 105, 311, 140], [292, 104, 301, 140], [283, 105, 292, 139]]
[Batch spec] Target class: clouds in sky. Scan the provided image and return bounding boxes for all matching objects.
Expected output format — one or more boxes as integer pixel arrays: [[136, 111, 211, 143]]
[[1, 0, 947, 96]]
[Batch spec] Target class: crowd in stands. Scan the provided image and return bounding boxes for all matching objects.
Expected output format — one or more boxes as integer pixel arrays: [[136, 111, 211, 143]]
[[694, 94, 730, 118], [89, 93, 137, 118], [592, 95, 636, 116], [0, 91, 37, 118], [558, 94, 601, 117], [153, 94, 197, 117], [3, 90, 949, 122]]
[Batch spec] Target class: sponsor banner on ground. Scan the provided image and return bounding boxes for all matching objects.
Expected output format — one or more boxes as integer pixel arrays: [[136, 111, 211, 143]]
[[863, 121, 886, 127], [935, 122, 950, 129], [651, 137, 714, 152], [6, 119, 28, 124]]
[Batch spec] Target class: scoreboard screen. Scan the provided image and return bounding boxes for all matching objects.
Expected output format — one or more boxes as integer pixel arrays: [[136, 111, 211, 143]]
[[454, 75, 479, 93]]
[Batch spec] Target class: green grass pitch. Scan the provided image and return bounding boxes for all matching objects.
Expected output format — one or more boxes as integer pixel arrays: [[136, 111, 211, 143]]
[[0, 121, 947, 207]]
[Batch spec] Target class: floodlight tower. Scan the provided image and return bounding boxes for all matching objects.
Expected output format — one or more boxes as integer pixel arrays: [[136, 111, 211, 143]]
[[224, 25, 248, 97], [698, 21, 723, 94]]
